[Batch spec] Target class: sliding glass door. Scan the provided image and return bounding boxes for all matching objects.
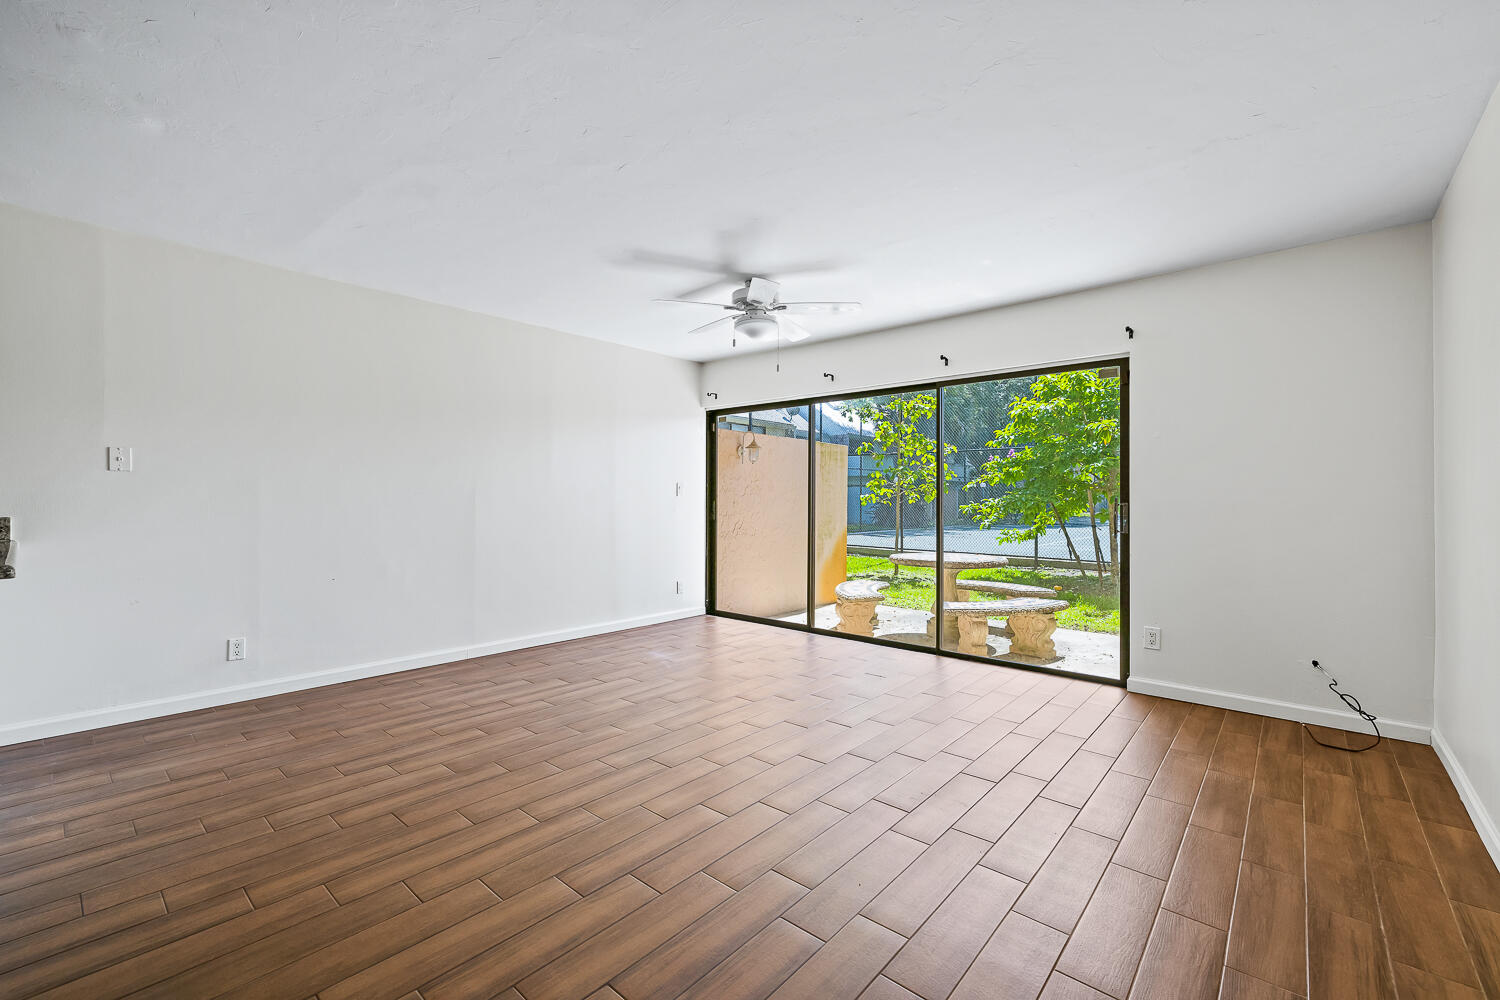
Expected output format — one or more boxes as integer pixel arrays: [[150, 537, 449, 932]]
[[939, 367, 1123, 678], [709, 360, 1126, 682], [712, 408, 809, 624]]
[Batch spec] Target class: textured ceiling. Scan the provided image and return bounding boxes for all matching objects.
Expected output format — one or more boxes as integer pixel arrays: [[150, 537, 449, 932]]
[[3, 1, 1498, 361]]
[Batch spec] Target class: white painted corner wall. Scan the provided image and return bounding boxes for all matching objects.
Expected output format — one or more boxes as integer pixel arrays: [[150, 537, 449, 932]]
[[1432, 82, 1500, 865], [0, 203, 706, 747], [702, 223, 1437, 744]]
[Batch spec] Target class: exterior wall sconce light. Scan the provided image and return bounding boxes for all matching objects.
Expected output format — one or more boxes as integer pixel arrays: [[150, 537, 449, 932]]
[[737, 432, 761, 465], [0, 517, 13, 579]]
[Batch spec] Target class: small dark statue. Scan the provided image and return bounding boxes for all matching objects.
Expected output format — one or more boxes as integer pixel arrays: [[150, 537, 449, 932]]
[[0, 518, 12, 579]]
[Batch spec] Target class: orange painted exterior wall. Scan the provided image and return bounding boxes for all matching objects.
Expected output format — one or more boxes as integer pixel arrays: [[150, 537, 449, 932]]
[[714, 430, 848, 618]]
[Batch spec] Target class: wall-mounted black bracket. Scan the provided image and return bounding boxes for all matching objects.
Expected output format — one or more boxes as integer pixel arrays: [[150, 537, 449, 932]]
[[823, 373, 835, 382], [940, 355, 949, 366], [0, 517, 13, 580], [1125, 326, 1134, 339], [705, 392, 718, 400]]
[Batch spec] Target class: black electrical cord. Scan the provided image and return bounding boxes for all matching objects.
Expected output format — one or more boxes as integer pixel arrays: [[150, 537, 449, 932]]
[[1302, 660, 1381, 752]]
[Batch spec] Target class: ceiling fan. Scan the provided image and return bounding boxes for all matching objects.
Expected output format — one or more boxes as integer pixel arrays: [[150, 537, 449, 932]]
[[656, 277, 861, 344]]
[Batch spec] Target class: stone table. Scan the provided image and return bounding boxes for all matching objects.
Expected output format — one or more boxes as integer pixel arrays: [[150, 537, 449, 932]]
[[887, 550, 1009, 644]]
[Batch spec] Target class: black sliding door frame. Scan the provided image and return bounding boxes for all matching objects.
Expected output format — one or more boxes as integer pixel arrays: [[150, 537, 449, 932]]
[[706, 357, 1130, 686]]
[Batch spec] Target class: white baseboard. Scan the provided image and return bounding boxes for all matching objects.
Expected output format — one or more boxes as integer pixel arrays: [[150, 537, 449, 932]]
[[0, 607, 705, 749], [1431, 727, 1500, 869], [1126, 675, 1431, 745]]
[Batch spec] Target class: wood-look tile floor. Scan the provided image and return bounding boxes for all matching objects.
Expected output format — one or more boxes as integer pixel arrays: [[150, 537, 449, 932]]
[[1, 617, 1497, 1000]]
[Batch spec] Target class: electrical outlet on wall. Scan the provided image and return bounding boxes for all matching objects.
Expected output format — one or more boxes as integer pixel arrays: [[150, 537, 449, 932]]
[[226, 637, 246, 661], [107, 446, 133, 472], [1143, 626, 1162, 650]]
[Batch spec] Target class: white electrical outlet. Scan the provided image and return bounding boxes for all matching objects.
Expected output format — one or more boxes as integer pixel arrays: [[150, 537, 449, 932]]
[[226, 637, 246, 661], [107, 446, 133, 472], [1143, 626, 1162, 650]]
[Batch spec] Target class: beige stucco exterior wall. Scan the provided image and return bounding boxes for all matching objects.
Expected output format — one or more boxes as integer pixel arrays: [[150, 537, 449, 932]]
[[715, 430, 848, 618], [815, 442, 848, 607]]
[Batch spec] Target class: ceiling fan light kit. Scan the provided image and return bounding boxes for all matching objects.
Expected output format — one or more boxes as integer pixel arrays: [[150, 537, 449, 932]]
[[655, 276, 862, 348]]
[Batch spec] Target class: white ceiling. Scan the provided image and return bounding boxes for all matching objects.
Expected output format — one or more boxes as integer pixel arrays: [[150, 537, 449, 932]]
[[3, 2, 1498, 362]]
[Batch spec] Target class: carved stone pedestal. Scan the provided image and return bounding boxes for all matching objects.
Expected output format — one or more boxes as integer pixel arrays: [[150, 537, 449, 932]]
[[834, 580, 886, 636], [956, 613, 991, 656], [1007, 610, 1059, 660]]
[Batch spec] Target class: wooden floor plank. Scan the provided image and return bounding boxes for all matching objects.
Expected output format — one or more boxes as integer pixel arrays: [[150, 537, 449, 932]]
[[1225, 861, 1307, 996], [1128, 908, 1226, 1000], [516, 872, 732, 1000], [766, 914, 905, 999], [950, 911, 1066, 1000], [784, 830, 926, 941], [1054, 863, 1166, 998], [611, 870, 806, 1000], [863, 829, 990, 937], [883, 865, 1023, 1000], [422, 875, 658, 1000]]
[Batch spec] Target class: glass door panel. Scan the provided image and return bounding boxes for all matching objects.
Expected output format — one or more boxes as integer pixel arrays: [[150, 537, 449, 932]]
[[813, 392, 939, 649], [713, 408, 809, 625], [939, 367, 1123, 679]]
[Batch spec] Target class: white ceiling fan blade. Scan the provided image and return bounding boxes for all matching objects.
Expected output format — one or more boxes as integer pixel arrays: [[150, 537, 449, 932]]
[[779, 317, 812, 343], [776, 301, 862, 315], [654, 298, 734, 308], [673, 277, 742, 301], [686, 315, 735, 336], [745, 276, 780, 306]]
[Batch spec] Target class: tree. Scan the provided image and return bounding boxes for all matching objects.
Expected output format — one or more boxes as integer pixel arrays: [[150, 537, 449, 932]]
[[960, 371, 1122, 577], [842, 393, 958, 565]]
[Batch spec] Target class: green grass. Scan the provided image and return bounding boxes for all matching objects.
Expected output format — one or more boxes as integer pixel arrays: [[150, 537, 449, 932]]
[[844, 555, 1121, 634]]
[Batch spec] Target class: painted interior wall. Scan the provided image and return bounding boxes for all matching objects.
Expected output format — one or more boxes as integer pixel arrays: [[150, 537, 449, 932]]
[[703, 224, 1436, 741], [1432, 82, 1500, 859], [0, 203, 705, 745]]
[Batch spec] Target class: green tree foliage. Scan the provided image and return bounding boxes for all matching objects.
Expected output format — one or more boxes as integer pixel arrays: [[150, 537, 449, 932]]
[[960, 371, 1122, 577], [939, 376, 1037, 483], [842, 393, 958, 557]]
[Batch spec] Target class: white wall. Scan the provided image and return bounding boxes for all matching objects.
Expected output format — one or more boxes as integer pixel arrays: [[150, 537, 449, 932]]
[[703, 224, 1436, 740], [0, 203, 705, 745], [1432, 83, 1500, 859]]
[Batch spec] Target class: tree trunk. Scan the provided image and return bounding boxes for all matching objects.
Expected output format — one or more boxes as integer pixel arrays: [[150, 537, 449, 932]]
[[1051, 506, 1090, 578], [892, 485, 903, 580], [1088, 507, 1106, 577], [1087, 491, 1106, 576]]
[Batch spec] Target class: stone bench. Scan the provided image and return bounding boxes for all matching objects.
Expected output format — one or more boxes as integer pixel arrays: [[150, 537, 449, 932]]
[[834, 580, 888, 636], [956, 580, 1058, 600], [956, 581, 1061, 639], [942, 598, 1070, 660]]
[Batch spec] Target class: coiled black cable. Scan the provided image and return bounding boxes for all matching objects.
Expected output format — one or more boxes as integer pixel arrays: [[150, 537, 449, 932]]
[[1302, 660, 1381, 752]]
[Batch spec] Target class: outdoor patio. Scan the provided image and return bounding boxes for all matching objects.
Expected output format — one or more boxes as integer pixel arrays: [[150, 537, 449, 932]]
[[780, 602, 1120, 680]]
